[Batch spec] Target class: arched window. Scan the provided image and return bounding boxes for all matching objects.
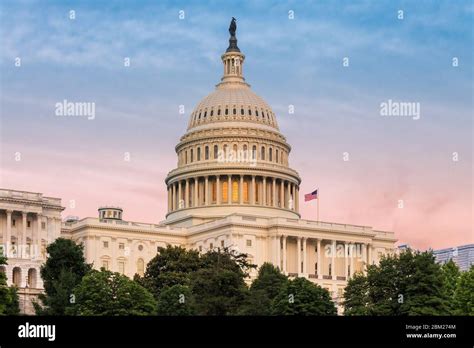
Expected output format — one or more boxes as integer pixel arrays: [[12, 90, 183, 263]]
[[269, 148, 273, 162], [214, 145, 218, 159], [276, 149, 279, 163], [197, 147, 201, 161], [185, 151, 188, 164], [223, 144, 228, 157], [262, 110, 265, 118], [28, 268, 37, 288], [248, 109, 252, 116], [137, 258, 144, 277], [252, 145, 257, 160], [233, 108, 236, 115], [233, 144, 238, 157], [256, 110, 259, 117], [261, 146, 266, 161], [12, 267, 21, 287], [204, 111, 207, 118], [241, 108, 244, 115], [210, 110, 213, 116], [225, 108, 228, 115], [205, 146, 209, 160], [217, 108, 221, 116], [243, 145, 248, 160], [190, 149, 194, 163]]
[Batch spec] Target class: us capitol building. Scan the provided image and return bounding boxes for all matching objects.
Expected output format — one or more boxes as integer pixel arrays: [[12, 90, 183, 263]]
[[0, 21, 396, 314]]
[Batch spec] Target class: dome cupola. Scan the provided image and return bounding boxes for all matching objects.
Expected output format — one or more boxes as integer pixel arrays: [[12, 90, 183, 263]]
[[165, 18, 301, 225]]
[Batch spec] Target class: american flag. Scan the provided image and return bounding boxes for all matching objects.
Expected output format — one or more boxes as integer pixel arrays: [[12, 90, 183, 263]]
[[304, 189, 318, 201]]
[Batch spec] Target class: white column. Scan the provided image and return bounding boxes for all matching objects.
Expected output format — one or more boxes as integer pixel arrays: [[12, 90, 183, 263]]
[[302, 237, 307, 275], [178, 181, 182, 209], [251, 176, 256, 205], [367, 243, 372, 266], [287, 182, 291, 209], [239, 175, 243, 204], [5, 210, 12, 258], [22, 212, 27, 259], [216, 176, 221, 204], [194, 177, 199, 207], [331, 240, 336, 280], [317, 239, 322, 279], [276, 236, 281, 270], [297, 237, 301, 275], [282, 235, 287, 274], [262, 177, 267, 205], [185, 179, 189, 208], [36, 214, 42, 260], [172, 183, 176, 210], [362, 243, 367, 275], [350, 244, 355, 278], [205, 176, 209, 206], [280, 181, 284, 208], [272, 178, 276, 207], [295, 186, 299, 213]]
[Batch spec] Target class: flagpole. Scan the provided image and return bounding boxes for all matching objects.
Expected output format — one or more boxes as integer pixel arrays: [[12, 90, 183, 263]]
[[317, 189, 320, 221]]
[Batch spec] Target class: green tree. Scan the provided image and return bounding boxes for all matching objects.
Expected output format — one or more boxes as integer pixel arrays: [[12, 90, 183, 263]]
[[141, 245, 201, 299], [343, 272, 369, 316], [453, 265, 474, 315], [191, 248, 254, 315], [35, 238, 91, 315], [399, 251, 449, 315], [156, 284, 196, 315], [441, 259, 461, 313], [343, 250, 450, 316], [239, 263, 288, 315], [0, 255, 19, 315], [272, 277, 337, 315], [68, 269, 156, 316]]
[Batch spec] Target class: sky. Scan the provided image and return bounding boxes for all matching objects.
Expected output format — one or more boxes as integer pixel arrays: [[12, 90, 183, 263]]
[[0, 0, 472, 250]]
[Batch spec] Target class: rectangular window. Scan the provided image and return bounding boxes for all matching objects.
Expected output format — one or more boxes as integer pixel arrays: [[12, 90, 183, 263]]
[[232, 181, 239, 202], [221, 240, 225, 247], [12, 219, 16, 226], [119, 243, 124, 250], [246, 240, 252, 247], [222, 182, 228, 202], [210, 243, 213, 249], [243, 182, 249, 203], [212, 182, 217, 203], [102, 260, 109, 270], [118, 261, 125, 274], [103, 241, 109, 248], [41, 222, 46, 229]]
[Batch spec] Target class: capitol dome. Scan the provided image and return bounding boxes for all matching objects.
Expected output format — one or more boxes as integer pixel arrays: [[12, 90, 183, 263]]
[[165, 21, 301, 225]]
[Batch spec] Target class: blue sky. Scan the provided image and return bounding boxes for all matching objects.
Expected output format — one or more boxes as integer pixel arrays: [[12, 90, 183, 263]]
[[1, 0, 472, 249]]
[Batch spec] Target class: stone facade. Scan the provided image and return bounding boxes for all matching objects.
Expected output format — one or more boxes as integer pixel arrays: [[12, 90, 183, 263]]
[[0, 189, 63, 314]]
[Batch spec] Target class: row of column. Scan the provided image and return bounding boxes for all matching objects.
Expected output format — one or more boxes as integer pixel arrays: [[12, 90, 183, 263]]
[[2, 210, 51, 259], [168, 175, 299, 213], [275, 236, 373, 280]]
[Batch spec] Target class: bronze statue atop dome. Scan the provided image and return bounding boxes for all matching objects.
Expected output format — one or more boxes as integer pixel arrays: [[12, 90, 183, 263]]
[[229, 17, 237, 37], [226, 17, 240, 53]]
